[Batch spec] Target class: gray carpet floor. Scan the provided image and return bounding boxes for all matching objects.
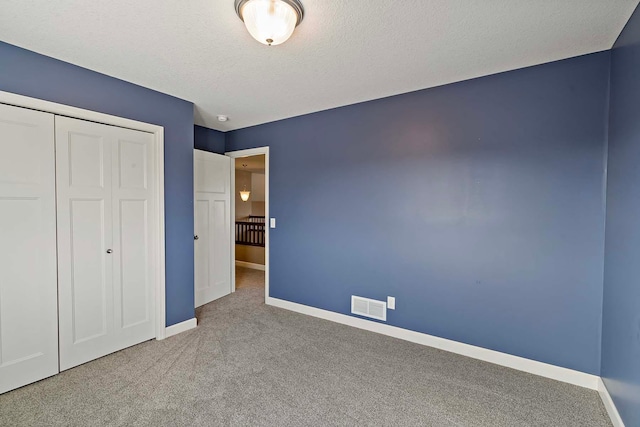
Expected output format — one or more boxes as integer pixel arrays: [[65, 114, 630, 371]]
[[0, 267, 611, 426]]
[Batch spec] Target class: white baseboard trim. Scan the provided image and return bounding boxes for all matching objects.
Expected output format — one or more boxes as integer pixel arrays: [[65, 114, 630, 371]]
[[236, 260, 266, 271], [266, 297, 599, 390], [598, 378, 625, 427], [164, 318, 197, 338]]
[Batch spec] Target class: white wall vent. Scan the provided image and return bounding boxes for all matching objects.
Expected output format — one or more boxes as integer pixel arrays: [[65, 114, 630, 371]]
[[351, 296, 387, 321]]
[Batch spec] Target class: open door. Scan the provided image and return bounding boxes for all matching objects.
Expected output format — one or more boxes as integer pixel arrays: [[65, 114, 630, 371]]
[[194, 150, 231, 307]]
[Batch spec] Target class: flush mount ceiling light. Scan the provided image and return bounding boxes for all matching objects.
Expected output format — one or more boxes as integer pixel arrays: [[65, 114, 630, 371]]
[[234, 0, 304, 46]]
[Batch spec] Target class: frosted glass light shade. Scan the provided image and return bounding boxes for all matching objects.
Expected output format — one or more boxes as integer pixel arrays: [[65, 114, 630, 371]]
[[236, 0, 303, 46], [240, 190, 251, 202]]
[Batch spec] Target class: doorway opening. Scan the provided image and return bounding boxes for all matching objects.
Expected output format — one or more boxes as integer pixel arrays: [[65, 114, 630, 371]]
[[226, 147, 270, 302]]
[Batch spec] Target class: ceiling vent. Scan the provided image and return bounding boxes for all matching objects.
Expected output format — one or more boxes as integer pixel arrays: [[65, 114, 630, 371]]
[[351, 296, 387, 321]]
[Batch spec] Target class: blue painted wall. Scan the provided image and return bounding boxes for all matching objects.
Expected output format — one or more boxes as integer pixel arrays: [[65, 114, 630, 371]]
[[602, 3, 640, 424], [0, 41, 195, 327], [227, 52, 611, 375], [194, 124, 225, 154]]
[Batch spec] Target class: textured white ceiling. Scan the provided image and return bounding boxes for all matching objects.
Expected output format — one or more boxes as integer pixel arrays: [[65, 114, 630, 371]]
[[0, 1, 637, 131]]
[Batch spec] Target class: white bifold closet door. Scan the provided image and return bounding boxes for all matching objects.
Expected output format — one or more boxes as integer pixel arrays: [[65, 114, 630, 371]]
[[0, 104, 58, 394], [56, 116, 157, 371], [194, 150, 231, 307]]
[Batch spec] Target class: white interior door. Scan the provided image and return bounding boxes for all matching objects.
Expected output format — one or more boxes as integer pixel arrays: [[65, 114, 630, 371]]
[[194, 150, 231, 307], [0, 104, 59, 394], [56, 116, 156, 371]]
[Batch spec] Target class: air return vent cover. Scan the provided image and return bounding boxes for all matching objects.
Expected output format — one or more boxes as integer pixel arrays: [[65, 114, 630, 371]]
[[351, 296, 387, 321]]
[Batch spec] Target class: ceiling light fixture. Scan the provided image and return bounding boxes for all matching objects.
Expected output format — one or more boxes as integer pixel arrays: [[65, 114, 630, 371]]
[[234, 0, 304, 46], [239, 164, 251, 202], [239, 189, 251, 202]]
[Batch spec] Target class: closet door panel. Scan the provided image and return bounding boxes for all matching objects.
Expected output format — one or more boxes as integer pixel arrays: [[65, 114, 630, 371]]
[[56, 116, 114, 371], [68, 133, 105, 188], [118, 200, 149, 327], [0, 199, 45, 357], [57, 116, 156, 371], [118, 139, 147, 190], [0, 104, 58, 394], [68, 199, 109, 342], [111, 130, 156, 346]]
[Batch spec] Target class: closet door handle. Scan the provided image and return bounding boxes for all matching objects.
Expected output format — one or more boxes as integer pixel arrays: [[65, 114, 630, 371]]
[[194, 235, 199, 240], [106, 249, 113, 254]]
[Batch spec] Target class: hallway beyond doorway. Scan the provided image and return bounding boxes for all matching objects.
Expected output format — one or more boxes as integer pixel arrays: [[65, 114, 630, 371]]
[[236, 266, 265, 291]]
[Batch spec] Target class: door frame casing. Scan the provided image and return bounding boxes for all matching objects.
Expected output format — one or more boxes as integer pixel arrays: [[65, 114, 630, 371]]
[[0, 90, 168, 340], [225, 147, 270, 300]]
